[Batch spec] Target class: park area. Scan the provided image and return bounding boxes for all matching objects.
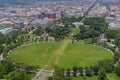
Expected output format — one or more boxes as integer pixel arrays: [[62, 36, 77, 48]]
[[7, 42, 113, 70]]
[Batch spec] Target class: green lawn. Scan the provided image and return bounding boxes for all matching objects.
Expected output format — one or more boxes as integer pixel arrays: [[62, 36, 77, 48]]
[[71, 28, 80, 34], [8, 42, 113, 69], [73, 73, 120, 80], [8, 42, 62, 68], [66, 28, 80, 39], [57, 43, 113, 69]]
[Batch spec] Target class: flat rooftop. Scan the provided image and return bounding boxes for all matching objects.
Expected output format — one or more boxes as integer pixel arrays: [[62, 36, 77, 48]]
[[0, 24, 6, 30]]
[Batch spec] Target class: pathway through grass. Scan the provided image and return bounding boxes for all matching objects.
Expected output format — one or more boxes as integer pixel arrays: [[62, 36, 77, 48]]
[[44, 42, 69, 70]]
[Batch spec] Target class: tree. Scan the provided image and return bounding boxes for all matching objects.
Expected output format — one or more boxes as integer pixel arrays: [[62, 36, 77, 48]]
[[115, 35, 120, 47], [50, 25, 71, 41], [45, 27, 51, 33], [0, 32, 5, 44], [33, 26, 44, 36], [0, 63, 6, 78], [5, 37, 11, 44], [91, 38, 98, 44], [73, 66, 78, 72], [0, 60, 14, 78], [113, 52, 120, 63], [98, 59, 114, 73], [5, 71, 26, 80], [48, 68, 72, 80], [115, 64, 120, 77], [74, 27, 100, 40], [98, 68, 107, 80], [2, 60, 14, 73], [0, 45, 4, 53], [105, 29, 119, 39], [78, 67, 83, 75], [25, 66, 37, 74], [60, 17, 79, 25], [91, 65, 99, 75], [66, 69, 71, 77], [85, 67, 93, 76], [83, 17, 108, 33], [72, 66, 78, 76]]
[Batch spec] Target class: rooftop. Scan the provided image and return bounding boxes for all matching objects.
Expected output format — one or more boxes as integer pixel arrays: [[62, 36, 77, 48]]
[[0, 27, 13, 33], [0, 24, 6, 29]]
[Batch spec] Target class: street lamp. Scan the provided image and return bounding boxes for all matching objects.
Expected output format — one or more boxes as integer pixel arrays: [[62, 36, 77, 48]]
[[71, 33, 74, 44], [10, 35, 12, 43]]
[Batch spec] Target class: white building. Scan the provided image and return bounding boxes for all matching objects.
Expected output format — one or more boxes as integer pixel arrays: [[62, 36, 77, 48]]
[[72, 22, 84, 28], [109, 22, 120, 30], [105, 17, 115, 23]]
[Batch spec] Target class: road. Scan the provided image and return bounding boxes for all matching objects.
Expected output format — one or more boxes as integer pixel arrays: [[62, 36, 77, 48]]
[[80, 1, 97, 22], [37, 70, 53, 80], [0, 53, 4, 61], [29, 28, 37, 34], [34, 70, 53, 80]]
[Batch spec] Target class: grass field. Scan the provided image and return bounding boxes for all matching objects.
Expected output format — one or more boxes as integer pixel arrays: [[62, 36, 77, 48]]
[[73, 73, 120, 80], [8, 42, 62, 68], [71, 28, 80, 34], [66, 28, 80, 39], [58, 43, 113, 69], [8, 42, 113, 69]]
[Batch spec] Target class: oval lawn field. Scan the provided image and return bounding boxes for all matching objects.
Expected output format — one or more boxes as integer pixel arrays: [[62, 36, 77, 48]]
[[8, 42, 113, 69]]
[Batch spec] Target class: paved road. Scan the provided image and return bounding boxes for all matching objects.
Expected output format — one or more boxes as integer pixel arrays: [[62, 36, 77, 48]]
[[80, 1, 96, 22], [33, 70, 53, 80], [0, 53, 4, 61], [37, 71, 53, 80], [29, 28, 37, 34]]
